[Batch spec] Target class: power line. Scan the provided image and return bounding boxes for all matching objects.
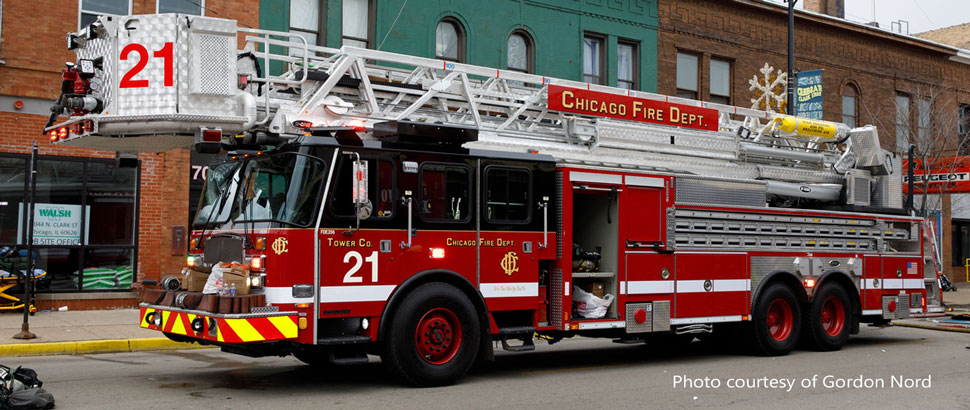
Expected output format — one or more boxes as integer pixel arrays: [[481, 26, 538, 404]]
[[379, 0, 410, 50]]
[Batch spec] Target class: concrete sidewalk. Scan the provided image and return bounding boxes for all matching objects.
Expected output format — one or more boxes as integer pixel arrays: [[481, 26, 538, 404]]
[[0, 309, 211, 357]]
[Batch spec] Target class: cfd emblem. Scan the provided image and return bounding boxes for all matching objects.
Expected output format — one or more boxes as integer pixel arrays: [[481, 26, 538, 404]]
[[500, 251, 519, 276], [272, 237, 289, 255]]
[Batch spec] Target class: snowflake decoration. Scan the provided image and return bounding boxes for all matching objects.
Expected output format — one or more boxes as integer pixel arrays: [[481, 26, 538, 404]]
[[748, 63, 788, 113]]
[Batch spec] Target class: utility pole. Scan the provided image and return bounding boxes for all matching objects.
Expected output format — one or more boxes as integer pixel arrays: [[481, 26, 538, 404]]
[[14, 142, 38, 340], [787, 0, 798, 115]]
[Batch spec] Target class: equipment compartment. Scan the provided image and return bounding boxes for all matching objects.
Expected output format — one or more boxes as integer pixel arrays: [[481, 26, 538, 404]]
[[570, 191, 619, 319]]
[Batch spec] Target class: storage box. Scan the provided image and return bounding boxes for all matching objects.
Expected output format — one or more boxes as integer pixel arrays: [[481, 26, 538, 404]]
[[182, 268, 210, 292], [223, 272, 251, 295], [582, 281, 606, 298]]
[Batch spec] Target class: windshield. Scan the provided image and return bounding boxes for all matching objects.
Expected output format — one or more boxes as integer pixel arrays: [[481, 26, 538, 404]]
[[193, 152, 328, 228]]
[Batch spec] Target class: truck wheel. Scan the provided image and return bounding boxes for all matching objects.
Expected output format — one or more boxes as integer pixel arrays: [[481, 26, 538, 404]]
[[382, 283, 480, 387], [803, 284, 851, 351], [751, 283, 801, 356]]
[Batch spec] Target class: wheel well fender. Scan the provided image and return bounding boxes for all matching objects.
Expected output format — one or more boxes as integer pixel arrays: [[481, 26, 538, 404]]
[[378, 269, 493, 360], [752, 271, 808, 308]]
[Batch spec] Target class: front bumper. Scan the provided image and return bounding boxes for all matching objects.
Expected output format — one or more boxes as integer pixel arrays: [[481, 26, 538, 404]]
[[140, 304, 299, 343]]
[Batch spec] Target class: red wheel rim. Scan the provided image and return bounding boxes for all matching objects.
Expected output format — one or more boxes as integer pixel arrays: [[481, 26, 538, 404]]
[[820, 295, 845, 337], [414, 308, 463, 365], [766, 298, 793, 341]]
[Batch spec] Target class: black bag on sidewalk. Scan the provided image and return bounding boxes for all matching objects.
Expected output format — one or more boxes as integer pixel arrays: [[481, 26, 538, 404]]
[[0, 365, 53, 410], [5, 389, 54, 410]]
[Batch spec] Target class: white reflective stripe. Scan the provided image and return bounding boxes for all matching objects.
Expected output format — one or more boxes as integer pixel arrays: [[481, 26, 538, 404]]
[[670, 315, 742, 325], [861, 309, 882, 315], [716, 279, 751, 292], [577, 320, 625, 330], [927, 306, 945, 313], [676, 279, 751, 293], [624, 175, 664, 188], [480, 282, 539, 298], [627, 280, 674, 294], [910, 308, 922, 313], [903, 279, 924, 289], [882, 279, 904, 289], [320, 285, 396, 303], [262, 286, 308, 304], [570, 171, 622, 185], [862, 278, 923, 290], [565, 282, 570, 296], [619, 281, 627, 294]]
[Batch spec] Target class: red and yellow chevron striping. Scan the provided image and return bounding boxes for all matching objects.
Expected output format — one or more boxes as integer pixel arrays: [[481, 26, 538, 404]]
[[140, 306, 298, 343]]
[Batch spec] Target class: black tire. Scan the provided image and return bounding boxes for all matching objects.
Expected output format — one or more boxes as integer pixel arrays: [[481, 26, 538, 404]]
[[381, 283, 481, 387], [803, 284, 852, 351], [751, 283, 801, 356], [293, 346, 334, 367]]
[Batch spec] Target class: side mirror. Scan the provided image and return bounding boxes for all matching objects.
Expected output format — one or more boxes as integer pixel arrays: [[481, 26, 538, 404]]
[[357, 199, 373, 220]]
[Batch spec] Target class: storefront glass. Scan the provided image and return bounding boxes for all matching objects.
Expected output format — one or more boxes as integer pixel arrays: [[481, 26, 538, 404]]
[[0, 154, 138, 292]]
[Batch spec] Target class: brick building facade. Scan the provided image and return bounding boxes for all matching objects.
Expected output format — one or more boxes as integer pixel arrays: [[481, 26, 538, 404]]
[[0, 0, 258, 309], [657, 0, 970, 279]]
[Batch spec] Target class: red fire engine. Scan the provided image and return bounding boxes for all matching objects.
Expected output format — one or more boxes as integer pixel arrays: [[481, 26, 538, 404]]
[[45, 14, 944, 386]]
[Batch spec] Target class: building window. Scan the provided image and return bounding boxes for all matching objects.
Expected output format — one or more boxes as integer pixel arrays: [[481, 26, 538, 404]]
[[676, 52, 698, 100], [156, 0, 203, 15], [896, 93, 911, 152], [709, 58, 731, 105], [959, 104, 970, 155], [79, 0, 131, 29], [841, 84, 858, 128], [419, 163, 471, 223], [617, 41, 638, 90], [0, 154, 138, 292], [435, 18, 464, 63], [342, 0, 370, 48], [582, 33, 605, 85], [289, 0, 323, 48], [484, 167, 531, 224], [507, 31, 533, 74], [918, 98, 932, 141]]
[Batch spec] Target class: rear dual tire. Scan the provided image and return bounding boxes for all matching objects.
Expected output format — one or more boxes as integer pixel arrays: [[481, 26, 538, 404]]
[[803, 284, 851, 351], [751, 283, 801, 356]]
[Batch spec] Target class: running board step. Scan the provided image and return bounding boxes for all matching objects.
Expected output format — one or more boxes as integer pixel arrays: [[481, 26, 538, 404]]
[[497, 327, 536, 352], [316, 335, 372, 345], [500, 337, 535, 352]]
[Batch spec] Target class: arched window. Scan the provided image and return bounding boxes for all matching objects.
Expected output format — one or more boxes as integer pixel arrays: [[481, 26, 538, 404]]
[[842, 83, 859, 128], [435, 18, 464, 62], [507, 31, 533, 74]]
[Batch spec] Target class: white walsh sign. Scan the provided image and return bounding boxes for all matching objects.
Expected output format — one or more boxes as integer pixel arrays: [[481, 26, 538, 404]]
[[18, 203, 90, 245]]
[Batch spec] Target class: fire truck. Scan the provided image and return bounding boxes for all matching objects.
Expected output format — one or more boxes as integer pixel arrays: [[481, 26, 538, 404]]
[[45, 14, 944, 386]]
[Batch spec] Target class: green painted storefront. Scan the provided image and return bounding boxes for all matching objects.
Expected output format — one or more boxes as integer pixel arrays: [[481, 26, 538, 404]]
[[259, 0, 658, 91]]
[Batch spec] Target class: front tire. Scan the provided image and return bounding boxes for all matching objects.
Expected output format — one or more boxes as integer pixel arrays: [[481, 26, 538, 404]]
[[751, 283, 801, 356], [382, 283, 481, 387], [803, 284, 851, 351]]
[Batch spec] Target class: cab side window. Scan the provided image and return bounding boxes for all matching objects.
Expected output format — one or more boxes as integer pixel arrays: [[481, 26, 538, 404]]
[[331, 157, 396, 219], [485, 166, 531, 223], [419, 163, 471, 223]]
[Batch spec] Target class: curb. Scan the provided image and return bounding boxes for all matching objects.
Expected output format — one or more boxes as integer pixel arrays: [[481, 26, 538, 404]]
[[0, 338, 215, 358], [893, 321, 970, 334]]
